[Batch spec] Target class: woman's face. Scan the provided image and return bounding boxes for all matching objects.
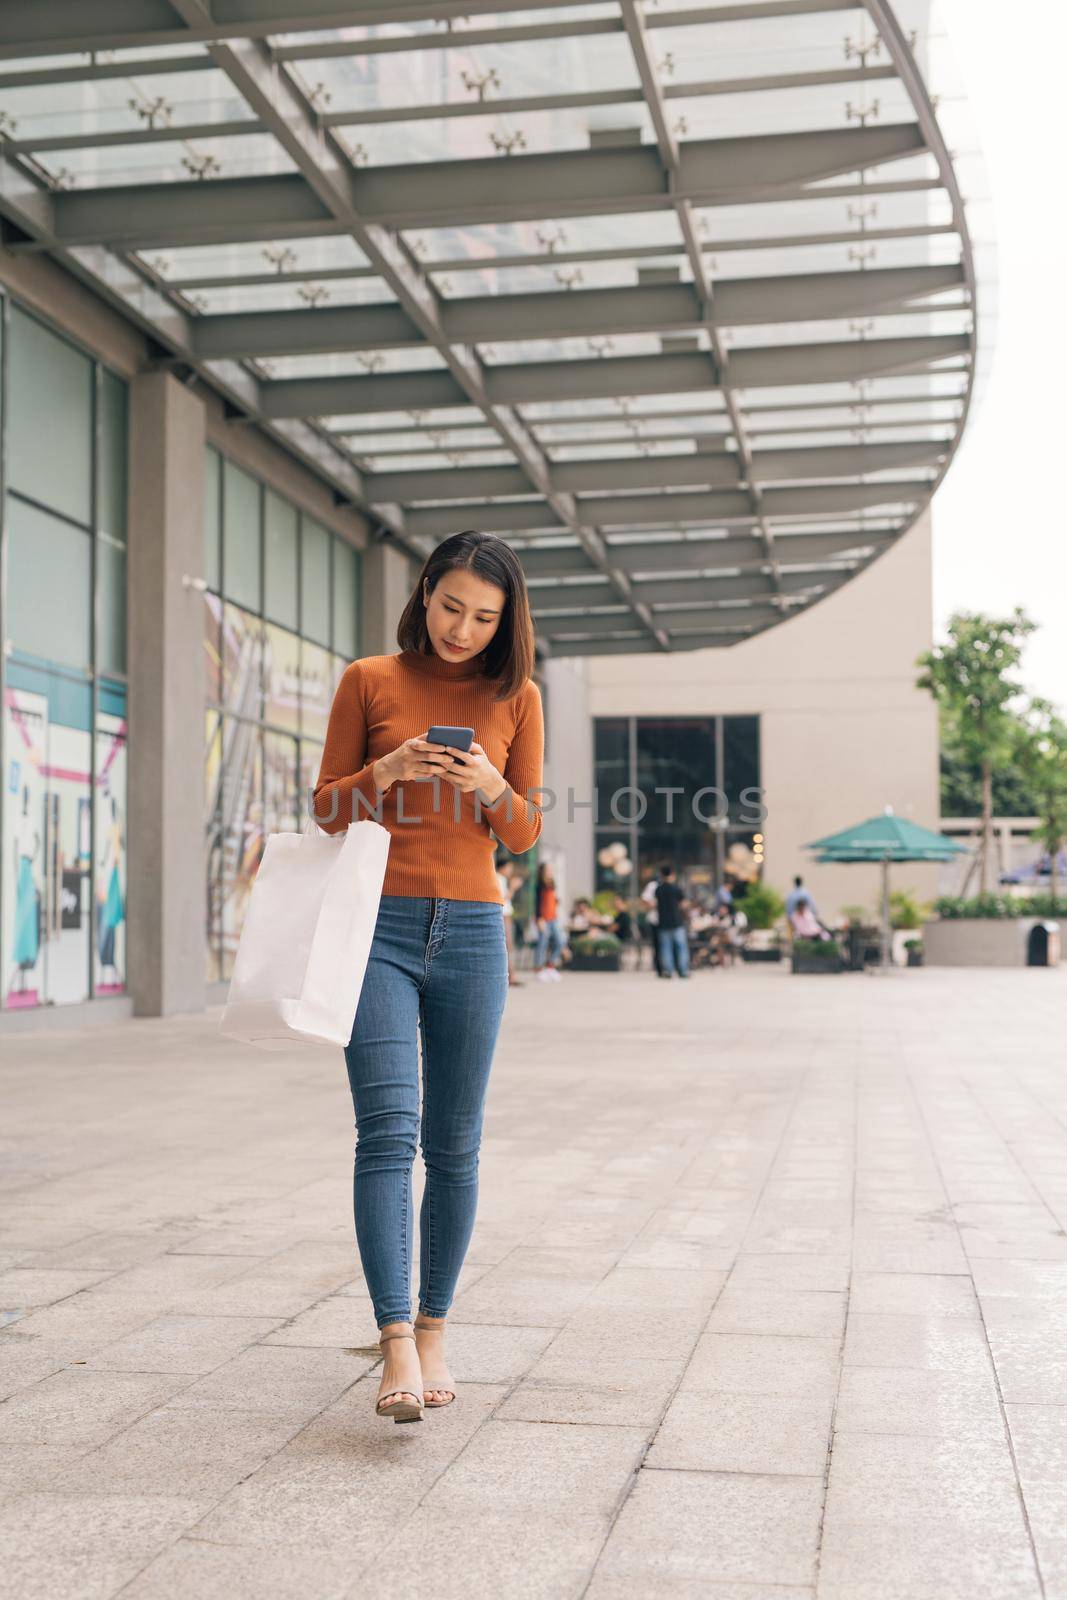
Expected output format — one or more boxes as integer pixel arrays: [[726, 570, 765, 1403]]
[[423, 567, 506, 665]]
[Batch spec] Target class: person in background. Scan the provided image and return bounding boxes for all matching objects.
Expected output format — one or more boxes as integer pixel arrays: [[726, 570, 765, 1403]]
[[612, 895, 634, 946], [791, 899, 831, 942], [496, 857, 522, 987], [534, 861, 565, 982], [568, 897, 593, 935], [655, 863, 690, 979], [785, 875, 813, 923], [640, 871, 663, 976]]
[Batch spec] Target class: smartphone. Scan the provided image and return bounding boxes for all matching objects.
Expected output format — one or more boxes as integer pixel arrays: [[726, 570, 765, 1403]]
[[425, 725, 475, 752]]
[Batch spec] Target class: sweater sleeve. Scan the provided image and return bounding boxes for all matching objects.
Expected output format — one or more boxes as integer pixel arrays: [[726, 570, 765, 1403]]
[[482, 679, 545, 854], [312, 662, 388, 834]]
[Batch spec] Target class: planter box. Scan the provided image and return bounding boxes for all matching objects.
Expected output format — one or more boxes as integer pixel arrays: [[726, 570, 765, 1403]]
[[923, 917, 1053, 968], [791, 954, 844, 974], [568, 952, 621, 972], [742, 947, 782, 963]]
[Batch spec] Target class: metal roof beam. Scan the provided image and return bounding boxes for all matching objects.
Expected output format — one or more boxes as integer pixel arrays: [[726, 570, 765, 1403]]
[[258, 336, 968, 418], [364, 439, 945, 504], [403, 479, 928, 540], [273, 0, 857, 61], [416, 218, 951, 278], [189, 265, 964, 359], [46, 124, 926, 249], [608, 528, 892, 575], [0, 0, 872, 60]]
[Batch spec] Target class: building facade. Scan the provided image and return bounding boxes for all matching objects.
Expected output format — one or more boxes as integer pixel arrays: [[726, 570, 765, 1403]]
[[540, 510, 941, 919], [0, 251, 416, 1024]]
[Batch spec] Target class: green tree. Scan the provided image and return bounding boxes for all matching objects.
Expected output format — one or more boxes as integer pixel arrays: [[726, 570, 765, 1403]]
[[917, 609, 1036, 894], [1012, 699, 1067, 905]]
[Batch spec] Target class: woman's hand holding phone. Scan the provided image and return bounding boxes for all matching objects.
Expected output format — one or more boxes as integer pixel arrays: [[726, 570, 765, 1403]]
[[373, 737, 457, 788], [437, 741, 508, 805], [374, 736, 507, 806]]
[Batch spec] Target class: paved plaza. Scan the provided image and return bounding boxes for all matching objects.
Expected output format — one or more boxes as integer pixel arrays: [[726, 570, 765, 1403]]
[[1, 963, 1067, 1599]]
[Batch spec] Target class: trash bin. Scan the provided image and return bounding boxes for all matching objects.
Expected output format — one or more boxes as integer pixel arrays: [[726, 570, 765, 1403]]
[[1027, 921, 1061, 967]]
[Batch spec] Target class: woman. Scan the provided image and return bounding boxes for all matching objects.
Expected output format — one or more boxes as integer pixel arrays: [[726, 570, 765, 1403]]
[[534, 862, 565, 982], [496, 856, 523, 988], [313, 531, 543, 1425]]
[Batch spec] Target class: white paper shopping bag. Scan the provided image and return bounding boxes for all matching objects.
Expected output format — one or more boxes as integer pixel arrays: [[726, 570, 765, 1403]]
[[219, 819, 390, 1051]]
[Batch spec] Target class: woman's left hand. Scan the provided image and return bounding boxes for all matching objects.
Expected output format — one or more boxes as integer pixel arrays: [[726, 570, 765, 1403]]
[[439, 741, 507, 804]]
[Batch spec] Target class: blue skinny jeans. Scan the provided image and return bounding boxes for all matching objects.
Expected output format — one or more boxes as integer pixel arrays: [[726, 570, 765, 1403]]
[[344, 894, 508, 1328], [657, 924, 690, 977]]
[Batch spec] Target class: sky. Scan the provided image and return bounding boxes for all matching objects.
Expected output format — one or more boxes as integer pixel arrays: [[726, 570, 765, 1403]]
[[932, 1, 1067, 708]]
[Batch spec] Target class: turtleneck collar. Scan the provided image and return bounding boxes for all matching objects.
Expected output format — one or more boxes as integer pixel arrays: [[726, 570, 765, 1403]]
[[398, 645, 486, 681]]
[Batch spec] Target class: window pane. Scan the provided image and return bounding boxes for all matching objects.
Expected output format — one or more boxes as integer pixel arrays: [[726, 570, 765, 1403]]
[[264, 488, 298, 629], [594, 717, 629, 826], [8, 308, 92, 526], [2, 660, 92, 1008], [203, 593, 222, 704], [222, 604, 264, 723], [300, 640, 332, 742], [94, 680, 127, 995], [203, 446, 221, 592], [219, 719, 263, 982], [264, 622, 301, 734], [722, 715, 761, 824], [300, 740, 323, 829], [222, 460, 261, 612], [300, 517, 331, 647], [636, 717, 717, 831], [264, 731, 299, 834], [98, 369, 127, 544], [96, 532, 126, 675], [332, 539, 360, 659], [7, 495, 91, 671], [204, 709, 224, 985]]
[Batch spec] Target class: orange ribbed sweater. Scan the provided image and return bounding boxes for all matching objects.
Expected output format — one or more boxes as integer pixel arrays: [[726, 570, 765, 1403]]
[[312, 648, 544, 902]]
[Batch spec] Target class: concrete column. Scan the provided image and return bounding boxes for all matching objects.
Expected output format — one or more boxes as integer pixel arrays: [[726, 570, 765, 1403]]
[[126, 372, 207, 1016], [361, 537, 417, 656]]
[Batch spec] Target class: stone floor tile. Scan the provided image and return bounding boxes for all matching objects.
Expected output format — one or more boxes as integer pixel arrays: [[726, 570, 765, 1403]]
[[647, 1389, 833, 1475], [842, 1312, 994, 1373], [120, 1536, 358, 1599], [728, 1254, 852, 1292], [0, 1492, 210, 1600], [682, 1332, 841, 1399], [834, 1365, 1007, 1440], [0, 1443, 82, 1496], [84, 1313, 284, 1374], [592, 1467, 823, 1588], [824, 1432, 1028, 1528], [848, 1271, 979, 1318], [0, 1366, 191, 1447], [587, 1582, 813, 1600], [160, 1341, 374, 1413], [0, 1269, 118, 1308], [707, 1287, 847, 1338], [817, 1517, 1041, 1599], [48, 1406, 303, 1497], [424, 1418, 645, 1516], [366, 1509, 610, 1600]]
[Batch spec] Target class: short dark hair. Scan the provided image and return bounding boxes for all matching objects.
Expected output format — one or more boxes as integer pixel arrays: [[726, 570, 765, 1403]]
[[794, 875, 803, 888], [661, 863, 675, 878], [396, 530, 535, 702]]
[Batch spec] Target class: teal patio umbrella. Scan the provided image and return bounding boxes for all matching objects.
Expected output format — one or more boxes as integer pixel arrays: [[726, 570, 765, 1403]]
[[805, 807, 967, 970]]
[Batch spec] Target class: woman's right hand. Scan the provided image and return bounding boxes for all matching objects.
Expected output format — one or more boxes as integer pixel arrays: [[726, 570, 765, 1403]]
[[374, 736, 457, 789]]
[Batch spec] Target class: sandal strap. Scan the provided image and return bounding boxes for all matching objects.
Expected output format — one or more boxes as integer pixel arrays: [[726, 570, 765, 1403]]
[[378, 1329, 416, 1344]]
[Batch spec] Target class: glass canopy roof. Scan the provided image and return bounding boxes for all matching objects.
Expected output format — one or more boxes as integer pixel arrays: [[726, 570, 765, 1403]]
[[0, 0, 985, 656]]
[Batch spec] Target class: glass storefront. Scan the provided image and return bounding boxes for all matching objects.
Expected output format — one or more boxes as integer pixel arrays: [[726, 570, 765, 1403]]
[[0, 302, 128, 1009], [203, 448, 362, 982], [593, 715, 762, 902]]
